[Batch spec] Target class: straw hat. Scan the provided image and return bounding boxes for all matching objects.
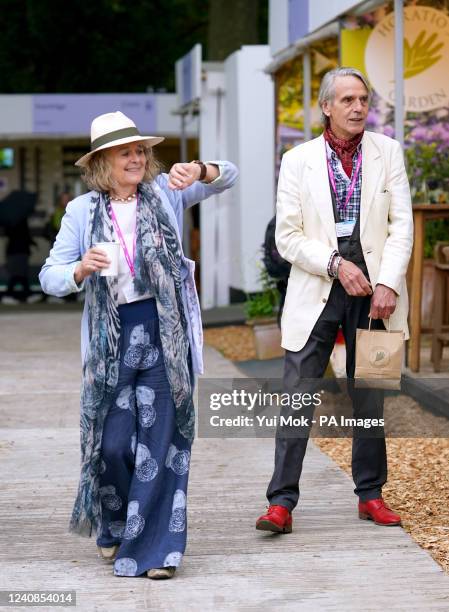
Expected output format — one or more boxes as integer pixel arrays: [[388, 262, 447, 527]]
[[75, 111, 164, 167]]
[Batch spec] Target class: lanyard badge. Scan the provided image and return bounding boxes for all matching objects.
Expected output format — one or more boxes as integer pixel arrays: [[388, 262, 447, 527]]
[[326, 147, 362, 213], [106, 195, 138, 277]]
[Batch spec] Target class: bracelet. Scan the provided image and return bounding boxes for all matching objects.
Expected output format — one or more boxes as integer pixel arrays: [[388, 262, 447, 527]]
[[327, 250, 339, 278], [334, 255, 343, 279], [192, 160, 207, 182], [329, 254, 342, 279]]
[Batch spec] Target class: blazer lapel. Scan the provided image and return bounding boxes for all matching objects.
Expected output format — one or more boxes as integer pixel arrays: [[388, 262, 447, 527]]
[[306, 135, 338, 248], [360, 132, 382, 236]]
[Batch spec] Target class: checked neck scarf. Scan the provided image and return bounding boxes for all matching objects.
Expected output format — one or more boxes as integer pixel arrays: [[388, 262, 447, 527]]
[[324, 126, 364, 177]]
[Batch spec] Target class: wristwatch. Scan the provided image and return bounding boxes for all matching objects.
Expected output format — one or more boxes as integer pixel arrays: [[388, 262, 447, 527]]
[[192, 160, 207, 182]]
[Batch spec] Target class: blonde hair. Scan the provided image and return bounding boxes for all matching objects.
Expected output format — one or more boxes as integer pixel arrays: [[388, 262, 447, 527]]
[[81, 144, 163, 192]]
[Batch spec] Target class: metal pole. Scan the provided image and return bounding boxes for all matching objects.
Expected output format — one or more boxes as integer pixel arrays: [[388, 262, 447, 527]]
[[180, 109, 191, 256], [213, 88, 223, 307], [303, 49, 312, 142], [394, 0, 404, 148], [180, 110, 187, 162]]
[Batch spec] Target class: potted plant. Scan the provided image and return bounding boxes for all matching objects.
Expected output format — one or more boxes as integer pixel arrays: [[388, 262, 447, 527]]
[[244, 265, 284, 360], [405, 143, 449, 328]]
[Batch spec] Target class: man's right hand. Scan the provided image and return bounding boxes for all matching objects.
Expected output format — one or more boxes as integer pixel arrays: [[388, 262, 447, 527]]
[[337, 259, 372, 296], [74, 247, 110, 285]]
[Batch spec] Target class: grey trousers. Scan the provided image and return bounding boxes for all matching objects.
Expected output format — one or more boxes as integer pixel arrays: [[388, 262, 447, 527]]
[[266, 281, 387, 510]]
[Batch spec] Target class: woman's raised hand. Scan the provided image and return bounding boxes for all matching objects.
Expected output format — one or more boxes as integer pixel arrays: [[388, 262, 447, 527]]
[[74, 247, 110, 284], [167, 162, 202, 190]]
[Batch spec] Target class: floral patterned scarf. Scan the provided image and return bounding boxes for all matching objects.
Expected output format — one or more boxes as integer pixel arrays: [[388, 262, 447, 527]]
[[69, 182, 194, 537]]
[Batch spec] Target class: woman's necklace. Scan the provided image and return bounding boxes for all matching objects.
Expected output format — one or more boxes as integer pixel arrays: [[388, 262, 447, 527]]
[[110, 192, 136, 202], [106, 193, 139, 277]]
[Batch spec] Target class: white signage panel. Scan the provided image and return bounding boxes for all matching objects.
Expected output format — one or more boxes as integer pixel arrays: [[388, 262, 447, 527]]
[[175, 44, 202, 108]]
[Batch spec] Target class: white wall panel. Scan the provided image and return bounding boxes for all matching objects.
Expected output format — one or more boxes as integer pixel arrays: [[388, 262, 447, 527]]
[[0, 96, 32, 134], [309, 0, 361, 32], [225, 45, 275, 294], [199, 66, 232, 308], [269, 0, 290, 57], [155, 93, 198, 137]]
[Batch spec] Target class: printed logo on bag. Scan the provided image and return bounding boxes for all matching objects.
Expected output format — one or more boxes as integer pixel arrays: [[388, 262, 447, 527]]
[[369, 346, 390, 368]]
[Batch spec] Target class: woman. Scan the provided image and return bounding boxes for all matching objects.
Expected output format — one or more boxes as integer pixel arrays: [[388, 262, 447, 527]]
[[40, 111, 238, 579]]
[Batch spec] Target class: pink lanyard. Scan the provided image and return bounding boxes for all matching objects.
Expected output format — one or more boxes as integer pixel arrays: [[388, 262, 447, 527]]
[[108, 195, 138, 277], [326, 148, 362, 212]]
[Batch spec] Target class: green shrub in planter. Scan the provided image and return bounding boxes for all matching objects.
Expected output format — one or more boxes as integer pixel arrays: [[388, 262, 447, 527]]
[[244, 266, 280, 321], [405, 144, 449, 259], [424, 219, 449, 259]]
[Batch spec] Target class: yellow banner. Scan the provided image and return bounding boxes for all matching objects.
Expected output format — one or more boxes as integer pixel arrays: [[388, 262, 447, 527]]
[[340, 29, 372, 81]]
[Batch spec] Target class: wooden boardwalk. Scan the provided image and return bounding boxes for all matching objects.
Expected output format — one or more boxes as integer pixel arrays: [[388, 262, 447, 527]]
[[1, 311, 449, 611]]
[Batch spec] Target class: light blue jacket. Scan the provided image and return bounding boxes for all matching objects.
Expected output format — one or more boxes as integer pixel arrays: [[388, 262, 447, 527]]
[[39, 161, 239, 375]]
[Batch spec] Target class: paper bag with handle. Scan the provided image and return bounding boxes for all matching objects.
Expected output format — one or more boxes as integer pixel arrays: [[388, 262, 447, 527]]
[[354, 318, 404, 390]]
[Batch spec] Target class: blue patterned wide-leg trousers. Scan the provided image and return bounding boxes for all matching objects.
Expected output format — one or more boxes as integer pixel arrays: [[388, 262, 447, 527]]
[[96, 298, 192, 577]]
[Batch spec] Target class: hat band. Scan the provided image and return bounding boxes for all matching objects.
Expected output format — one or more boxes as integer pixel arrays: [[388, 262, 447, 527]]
[[91, 127, 140, 150]]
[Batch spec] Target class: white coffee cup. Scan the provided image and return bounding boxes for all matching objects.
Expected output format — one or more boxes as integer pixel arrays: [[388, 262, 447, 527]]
[[94, 241, 120, 276]]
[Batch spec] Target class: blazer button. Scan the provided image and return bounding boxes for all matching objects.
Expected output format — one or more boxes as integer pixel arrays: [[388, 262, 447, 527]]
[[322, 298, 327, 303]]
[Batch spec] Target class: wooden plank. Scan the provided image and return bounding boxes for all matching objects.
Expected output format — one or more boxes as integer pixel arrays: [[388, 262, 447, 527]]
[[1, 313, 449, 611], [408, 207, 449, 372], [409, 209, 424, 372]]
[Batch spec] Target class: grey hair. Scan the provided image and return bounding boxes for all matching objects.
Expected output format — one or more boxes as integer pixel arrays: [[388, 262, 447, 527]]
[[318, 67, 371, 125]]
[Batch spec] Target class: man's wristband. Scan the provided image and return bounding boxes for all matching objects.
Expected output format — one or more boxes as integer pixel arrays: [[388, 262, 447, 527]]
[[327, 250, 339, 278], [334, 255, 342, 278]]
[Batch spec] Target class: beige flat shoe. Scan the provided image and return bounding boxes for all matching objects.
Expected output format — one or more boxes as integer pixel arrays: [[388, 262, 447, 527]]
[[146, 566, 176, 580], [97, 545, 119, 562]]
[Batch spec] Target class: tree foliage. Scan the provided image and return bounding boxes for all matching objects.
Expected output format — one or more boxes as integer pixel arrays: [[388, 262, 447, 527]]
[[208, 0, 261, 61], [0, 0, 267, 93], [0, 0, 208, 92]]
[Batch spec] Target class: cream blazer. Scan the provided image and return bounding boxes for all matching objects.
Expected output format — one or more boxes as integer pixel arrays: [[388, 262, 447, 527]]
[[276, 131, 413, 352]]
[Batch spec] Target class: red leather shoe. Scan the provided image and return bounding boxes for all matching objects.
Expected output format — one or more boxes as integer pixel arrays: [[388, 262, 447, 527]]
[[358, 498, 401, 526], [256, 505, 292, 533]]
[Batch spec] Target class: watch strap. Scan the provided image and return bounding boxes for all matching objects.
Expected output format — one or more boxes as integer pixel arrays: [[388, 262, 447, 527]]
[[192, 160, 207, 182]]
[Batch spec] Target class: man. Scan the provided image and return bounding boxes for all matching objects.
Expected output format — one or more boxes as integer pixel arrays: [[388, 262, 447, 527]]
[[256, 67, 413, 533]]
